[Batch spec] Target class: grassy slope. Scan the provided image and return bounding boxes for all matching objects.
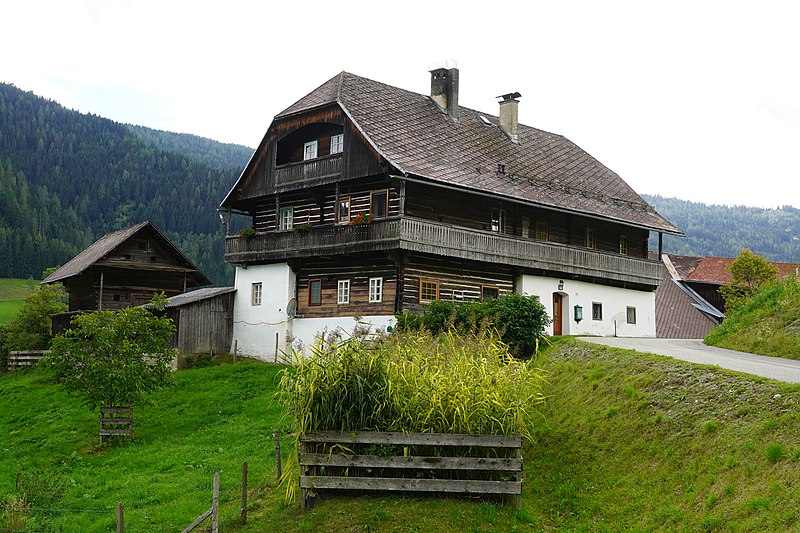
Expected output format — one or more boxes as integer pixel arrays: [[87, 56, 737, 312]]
[[706, 278, 800, 360], [2, 341, 799, 531], [1, 361, 290, 531], [0, 278, 34, 325]]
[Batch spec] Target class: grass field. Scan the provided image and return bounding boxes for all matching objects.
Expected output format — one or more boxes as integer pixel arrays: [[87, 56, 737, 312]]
[[2, 340, 799, 531], [0, 278, 35, 325]]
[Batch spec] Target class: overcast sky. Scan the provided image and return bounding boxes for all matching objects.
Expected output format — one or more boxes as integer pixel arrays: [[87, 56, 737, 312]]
[[4, 1, 799, 209]]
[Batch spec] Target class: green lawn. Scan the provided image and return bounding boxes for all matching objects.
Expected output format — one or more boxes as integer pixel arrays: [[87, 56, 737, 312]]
[[2, 340, 799, 531], [0, 278, 35, 325]]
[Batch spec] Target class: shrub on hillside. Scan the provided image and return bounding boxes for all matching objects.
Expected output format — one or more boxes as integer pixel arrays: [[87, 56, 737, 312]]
[[395, 293, 551, 358]]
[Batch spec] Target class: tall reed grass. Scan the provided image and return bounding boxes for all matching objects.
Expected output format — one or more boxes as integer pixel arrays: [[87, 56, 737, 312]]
[[278, 330, 547, 500]]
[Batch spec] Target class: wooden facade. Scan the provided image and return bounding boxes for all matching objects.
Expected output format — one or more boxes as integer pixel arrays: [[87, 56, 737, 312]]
[[220, 70, 680, 324], [163, 288, 235, 355]]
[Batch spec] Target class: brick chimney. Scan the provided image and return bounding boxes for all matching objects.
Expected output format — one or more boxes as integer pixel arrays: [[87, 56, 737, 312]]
[[498, 92, 521, 143], [429, 67, 459, 121]]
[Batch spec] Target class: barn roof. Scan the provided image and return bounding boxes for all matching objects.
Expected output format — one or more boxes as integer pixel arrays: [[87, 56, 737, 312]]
[[41, 221, 211, 286], [260, 71, 682, 235], [163, 287, 236, 308]]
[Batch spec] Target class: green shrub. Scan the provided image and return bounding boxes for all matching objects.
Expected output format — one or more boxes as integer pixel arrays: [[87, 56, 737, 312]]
[[765, 443, 785, 464], [396, 293, 551, 358]]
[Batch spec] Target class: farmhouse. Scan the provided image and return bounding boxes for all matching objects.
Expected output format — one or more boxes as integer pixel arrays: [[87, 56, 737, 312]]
[[43, 221, 211, 333], [220, 68, 682, 358]]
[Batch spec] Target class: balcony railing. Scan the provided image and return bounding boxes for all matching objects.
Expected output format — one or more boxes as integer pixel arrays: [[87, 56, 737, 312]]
[[225, 217, 662, 286], [274, 154, 342, 190]]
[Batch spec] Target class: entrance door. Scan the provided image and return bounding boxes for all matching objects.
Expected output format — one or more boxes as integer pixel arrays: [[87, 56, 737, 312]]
[[552, 293, 563, 336]]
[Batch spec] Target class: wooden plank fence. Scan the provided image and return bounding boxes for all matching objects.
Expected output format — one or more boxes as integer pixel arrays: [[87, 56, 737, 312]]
[[300, 431, 523, 509], [6, 350, 50, 371], [99, 407, 132, 445]]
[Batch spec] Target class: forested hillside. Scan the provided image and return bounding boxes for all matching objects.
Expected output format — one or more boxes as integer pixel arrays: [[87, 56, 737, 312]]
[[645, 195, 800, 262], [0, 83, 252, 284]]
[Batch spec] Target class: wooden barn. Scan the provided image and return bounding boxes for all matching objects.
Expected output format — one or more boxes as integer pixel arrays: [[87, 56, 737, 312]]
[[43, 221, 211, 333], [158, 287, 236, 355]]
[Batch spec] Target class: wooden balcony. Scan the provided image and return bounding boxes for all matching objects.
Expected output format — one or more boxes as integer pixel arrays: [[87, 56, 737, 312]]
[[274, 154, 342, 191], [225, 217, 663, 287]]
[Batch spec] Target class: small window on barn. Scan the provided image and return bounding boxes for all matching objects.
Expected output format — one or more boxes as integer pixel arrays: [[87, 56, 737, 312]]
[[535, 221, 549, 241], [371, 190, 389, 219], [592, 302, 603, 321], [619, 235, 628, 255], [251, 282, 262, 306], [481, 286, 499, 301], [337, 279, 350, 305], [279, 207, 293, 231], [330, 134, 344, 154], [303, 140, 318, 161], [369, 277, 383, 303], [419, 279, 440, 303], [309, 279, 322, 306], [627, 306, 637, 325], [338, 196, 351, 223]]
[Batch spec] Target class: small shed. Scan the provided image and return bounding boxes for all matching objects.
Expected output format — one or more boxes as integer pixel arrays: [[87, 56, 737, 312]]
[[161, 287, 236, 355]]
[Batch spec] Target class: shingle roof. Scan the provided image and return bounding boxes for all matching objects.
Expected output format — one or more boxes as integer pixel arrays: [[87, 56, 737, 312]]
[[275, 72, 681, 234], [655, 264, 718, 339], [41, 221, 211, 285], [42, 222, 150, 283]]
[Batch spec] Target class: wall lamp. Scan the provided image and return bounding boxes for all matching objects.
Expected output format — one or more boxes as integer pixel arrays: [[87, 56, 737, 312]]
[[557, 280, 564, 291], [574, 305, 583, 322]]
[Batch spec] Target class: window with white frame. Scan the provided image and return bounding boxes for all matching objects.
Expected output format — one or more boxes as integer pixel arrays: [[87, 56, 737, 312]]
[[279, 206, 293, 230], [627, 306, 637, 324], [337, 279, 350, 305], [330, 134, 343, 154], [303, 140, 318, 161], [369, 277, 383, 303], [491, 208, 506, 233], [251, 283, 262, 306], [337, 196, 351, 223]]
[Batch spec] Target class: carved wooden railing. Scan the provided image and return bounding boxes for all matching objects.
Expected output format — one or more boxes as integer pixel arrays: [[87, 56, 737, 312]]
[[225, 217, 662, 286]]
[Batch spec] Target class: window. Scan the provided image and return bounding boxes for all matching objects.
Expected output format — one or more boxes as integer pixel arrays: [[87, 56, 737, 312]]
[[535, 221, 549, 241], [619, 235, 628, 255], [419, 279, 439, 303], [369, 277, 383, 303], [337, 279, 350, 305], [627, 306, 637, 325], [371, 189, 389, 219], [587, 227, 596, 249], [330, 134, 344, 154], [521, 217, 530, 238], [337, 196, 351, 223], [309, 279, 322, 306], [592, 302, 603, 321], [251, 282, 262, 306], [303, 140, 318, 160], [491, 208, 506, 233], [481, 286, 500, 301], [279, 206, 293, 230]]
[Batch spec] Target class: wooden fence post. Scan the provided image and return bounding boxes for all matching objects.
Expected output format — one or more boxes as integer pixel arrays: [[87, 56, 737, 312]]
[[116, 501, 124, 533], [275, 430, 282, 480], [212, 471, 220, 533], [241, 461, 248, 525]]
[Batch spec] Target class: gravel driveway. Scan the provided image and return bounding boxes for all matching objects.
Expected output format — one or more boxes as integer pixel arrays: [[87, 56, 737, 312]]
[[576, 337, 800, 384]]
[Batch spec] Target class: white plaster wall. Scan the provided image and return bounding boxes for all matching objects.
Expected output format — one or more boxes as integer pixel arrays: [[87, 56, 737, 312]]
[[516, 275, 656, 337], [289, 315, 397, 354], [231, 263, 296, 360]]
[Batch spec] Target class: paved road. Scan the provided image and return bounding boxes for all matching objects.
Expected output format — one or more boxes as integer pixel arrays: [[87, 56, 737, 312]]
[[576, 337, 800, 384]]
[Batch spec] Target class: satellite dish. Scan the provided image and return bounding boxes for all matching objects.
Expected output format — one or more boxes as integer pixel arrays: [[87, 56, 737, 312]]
[[286, 298, 297, 319]]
